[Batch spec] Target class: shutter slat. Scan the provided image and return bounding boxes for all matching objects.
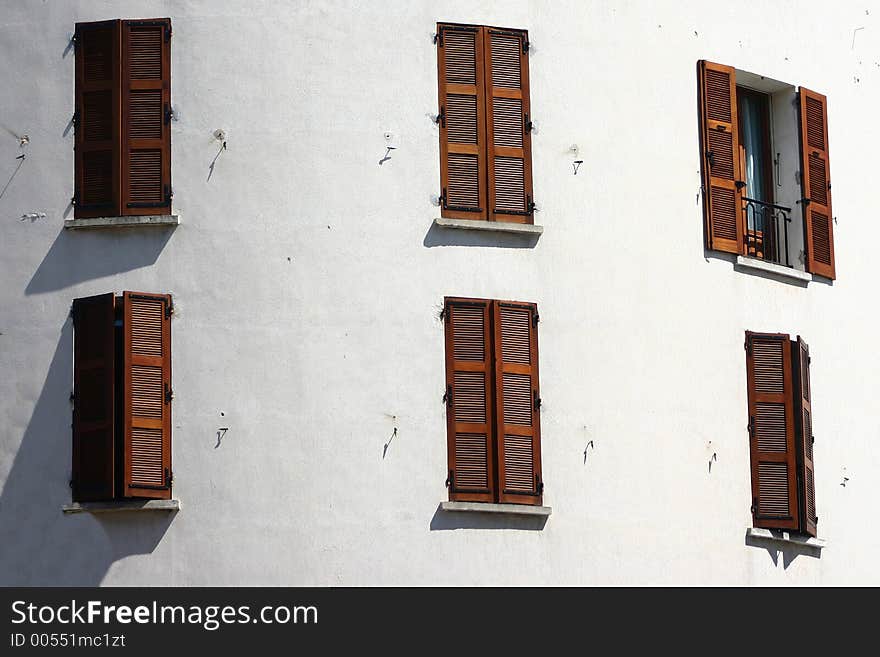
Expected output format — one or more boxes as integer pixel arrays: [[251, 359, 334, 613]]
[[485, 29, 533, 223], [75, 21, 120, 218], [438, 25, 487, 220], [124, 292, 172, 499], [495, 302, 542, 505], [699, 61, 744, 254], [445, 299, 494, 501], [794, 336, 818, 537], [746, 332, 799, 530], [72, 294, 116, 501], [799, 88, 835, 278], [122, 19, 171, 215]]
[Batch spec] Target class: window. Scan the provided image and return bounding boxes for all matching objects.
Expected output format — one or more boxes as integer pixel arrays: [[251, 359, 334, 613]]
[[698, 61, 835, 279], [436, 23, 534, 224], [72, 292, 173, 502], [443, 297, 543, 505], [74, 19, 172, 219], [744, 332, 817, 537]]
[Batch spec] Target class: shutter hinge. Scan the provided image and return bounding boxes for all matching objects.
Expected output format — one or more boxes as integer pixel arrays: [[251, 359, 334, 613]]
[[748, 416, 755, 437], [735, 180, 746, 190], [706, 150, 715, 167], [527, 196, 536, 213], [522, 38, 530, 54], [69, 391, 74, 403], [751, 498, 758, 514], [439, 188, 447, 209], [164, 25, 172, 42], [532, 311, 539, 327], [443, 384, 453, 406], [165, 299, 174, 319], [535, 474, 543, 495], [523, 113, 533, 134], [164, 184, 173, 205], [445, 469, 454, 488], [71, 193, 78, 207], [164, 104, 173, 124], [744, 339, 751, 354], [434, 106, 445, 128], [440, 304, 450, 323], [164, 383, 174, 404], [533, 390, 541, 411], [165, 468, 173, 486], [434, 31, 443, 47], [72, 111, 79, 129], [69, 479, 74, 489]]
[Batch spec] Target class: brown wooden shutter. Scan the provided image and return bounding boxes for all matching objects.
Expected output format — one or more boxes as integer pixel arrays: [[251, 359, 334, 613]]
[[798, 88, 835, 279], [698, 61, 744, 254], [793, 336, 818, 537], [485, 28, 533, 223], [437, 24, 488, 220], [72, 293, 116, 501], [444, 298, 495, 502], [493, 301, 542, 505], [123, 292, 172, 499], [745, 332, 799, 530], [121, 19, 171, 216], [74, 21, 120, 218]]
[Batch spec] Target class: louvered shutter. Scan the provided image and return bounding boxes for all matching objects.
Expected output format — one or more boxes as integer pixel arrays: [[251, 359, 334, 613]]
[[485, 28, 533, 223], [793, 336, 818, 537], [74, 21, 120, 218], [698, 61, 744, 254], [444, 298, 495, 502], [437, 24, 488, 220], [745, 332, 799, 530], [121, 19, 171, 216], [798, 89, 835, 279], [494, 301, 542, 505], [72, 294, 116, 501], [123, 292, 172, 499]]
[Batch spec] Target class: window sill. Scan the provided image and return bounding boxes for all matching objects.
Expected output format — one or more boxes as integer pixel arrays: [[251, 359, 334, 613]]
[[735, 256, 812, 283], [746, 527, 825, 550], [64, 215, 180, 230], [434, 217, 543, 236], [62, 499, 180, 514], [440, 501, 551, 517]]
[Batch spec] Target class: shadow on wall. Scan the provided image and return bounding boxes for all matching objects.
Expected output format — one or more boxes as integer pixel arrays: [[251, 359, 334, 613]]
[[744, 531, 821, 569], [0, 320, 175, 585], [423, 222, 540, 249], [429, 504, 547, 531], [25, 226, 176, 295]]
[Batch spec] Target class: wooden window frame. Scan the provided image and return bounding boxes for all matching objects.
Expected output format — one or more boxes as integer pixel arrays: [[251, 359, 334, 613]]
[[443, 296, 543, 506], [74, 18, 172, 219], [71, 292, 173, 502], [436, 22, 534, 224]]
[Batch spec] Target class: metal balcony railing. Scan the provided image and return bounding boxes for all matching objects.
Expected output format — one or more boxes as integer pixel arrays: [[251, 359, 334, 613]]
[[742, 197, 793, 267]]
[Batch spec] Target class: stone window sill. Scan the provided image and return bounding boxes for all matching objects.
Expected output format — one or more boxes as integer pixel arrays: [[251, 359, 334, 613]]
[[434, 217, 543, 236], [440, 501, 551, 517], [746, 527, 825, 550], [64, 215, 180, 230], [735, 256, 812, 283], [62, 499, 180, 514]]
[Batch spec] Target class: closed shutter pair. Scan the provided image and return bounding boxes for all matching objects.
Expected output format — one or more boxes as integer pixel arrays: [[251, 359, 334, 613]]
[[72, 293, 172, 501], [698, 61, 835, 279], [74, 19, 171, 218], [437, 23, 534, 223], [745, 332, 816, 536], [443, 298, 543, 505]]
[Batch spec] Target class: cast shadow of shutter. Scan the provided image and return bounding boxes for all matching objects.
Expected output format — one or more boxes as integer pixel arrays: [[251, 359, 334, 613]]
[[25, 225, 175, 295], [0, 319, 175, 585]]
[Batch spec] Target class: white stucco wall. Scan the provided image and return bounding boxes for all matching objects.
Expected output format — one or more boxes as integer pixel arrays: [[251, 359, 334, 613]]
[[1, 0, 878, 585]]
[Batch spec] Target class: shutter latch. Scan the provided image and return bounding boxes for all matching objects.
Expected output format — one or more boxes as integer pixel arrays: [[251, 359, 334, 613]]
[[445, 469, 454, 488], [443, 384, 453, 406], [164, 383, 174, 404], [533, 391, 541, 411]]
